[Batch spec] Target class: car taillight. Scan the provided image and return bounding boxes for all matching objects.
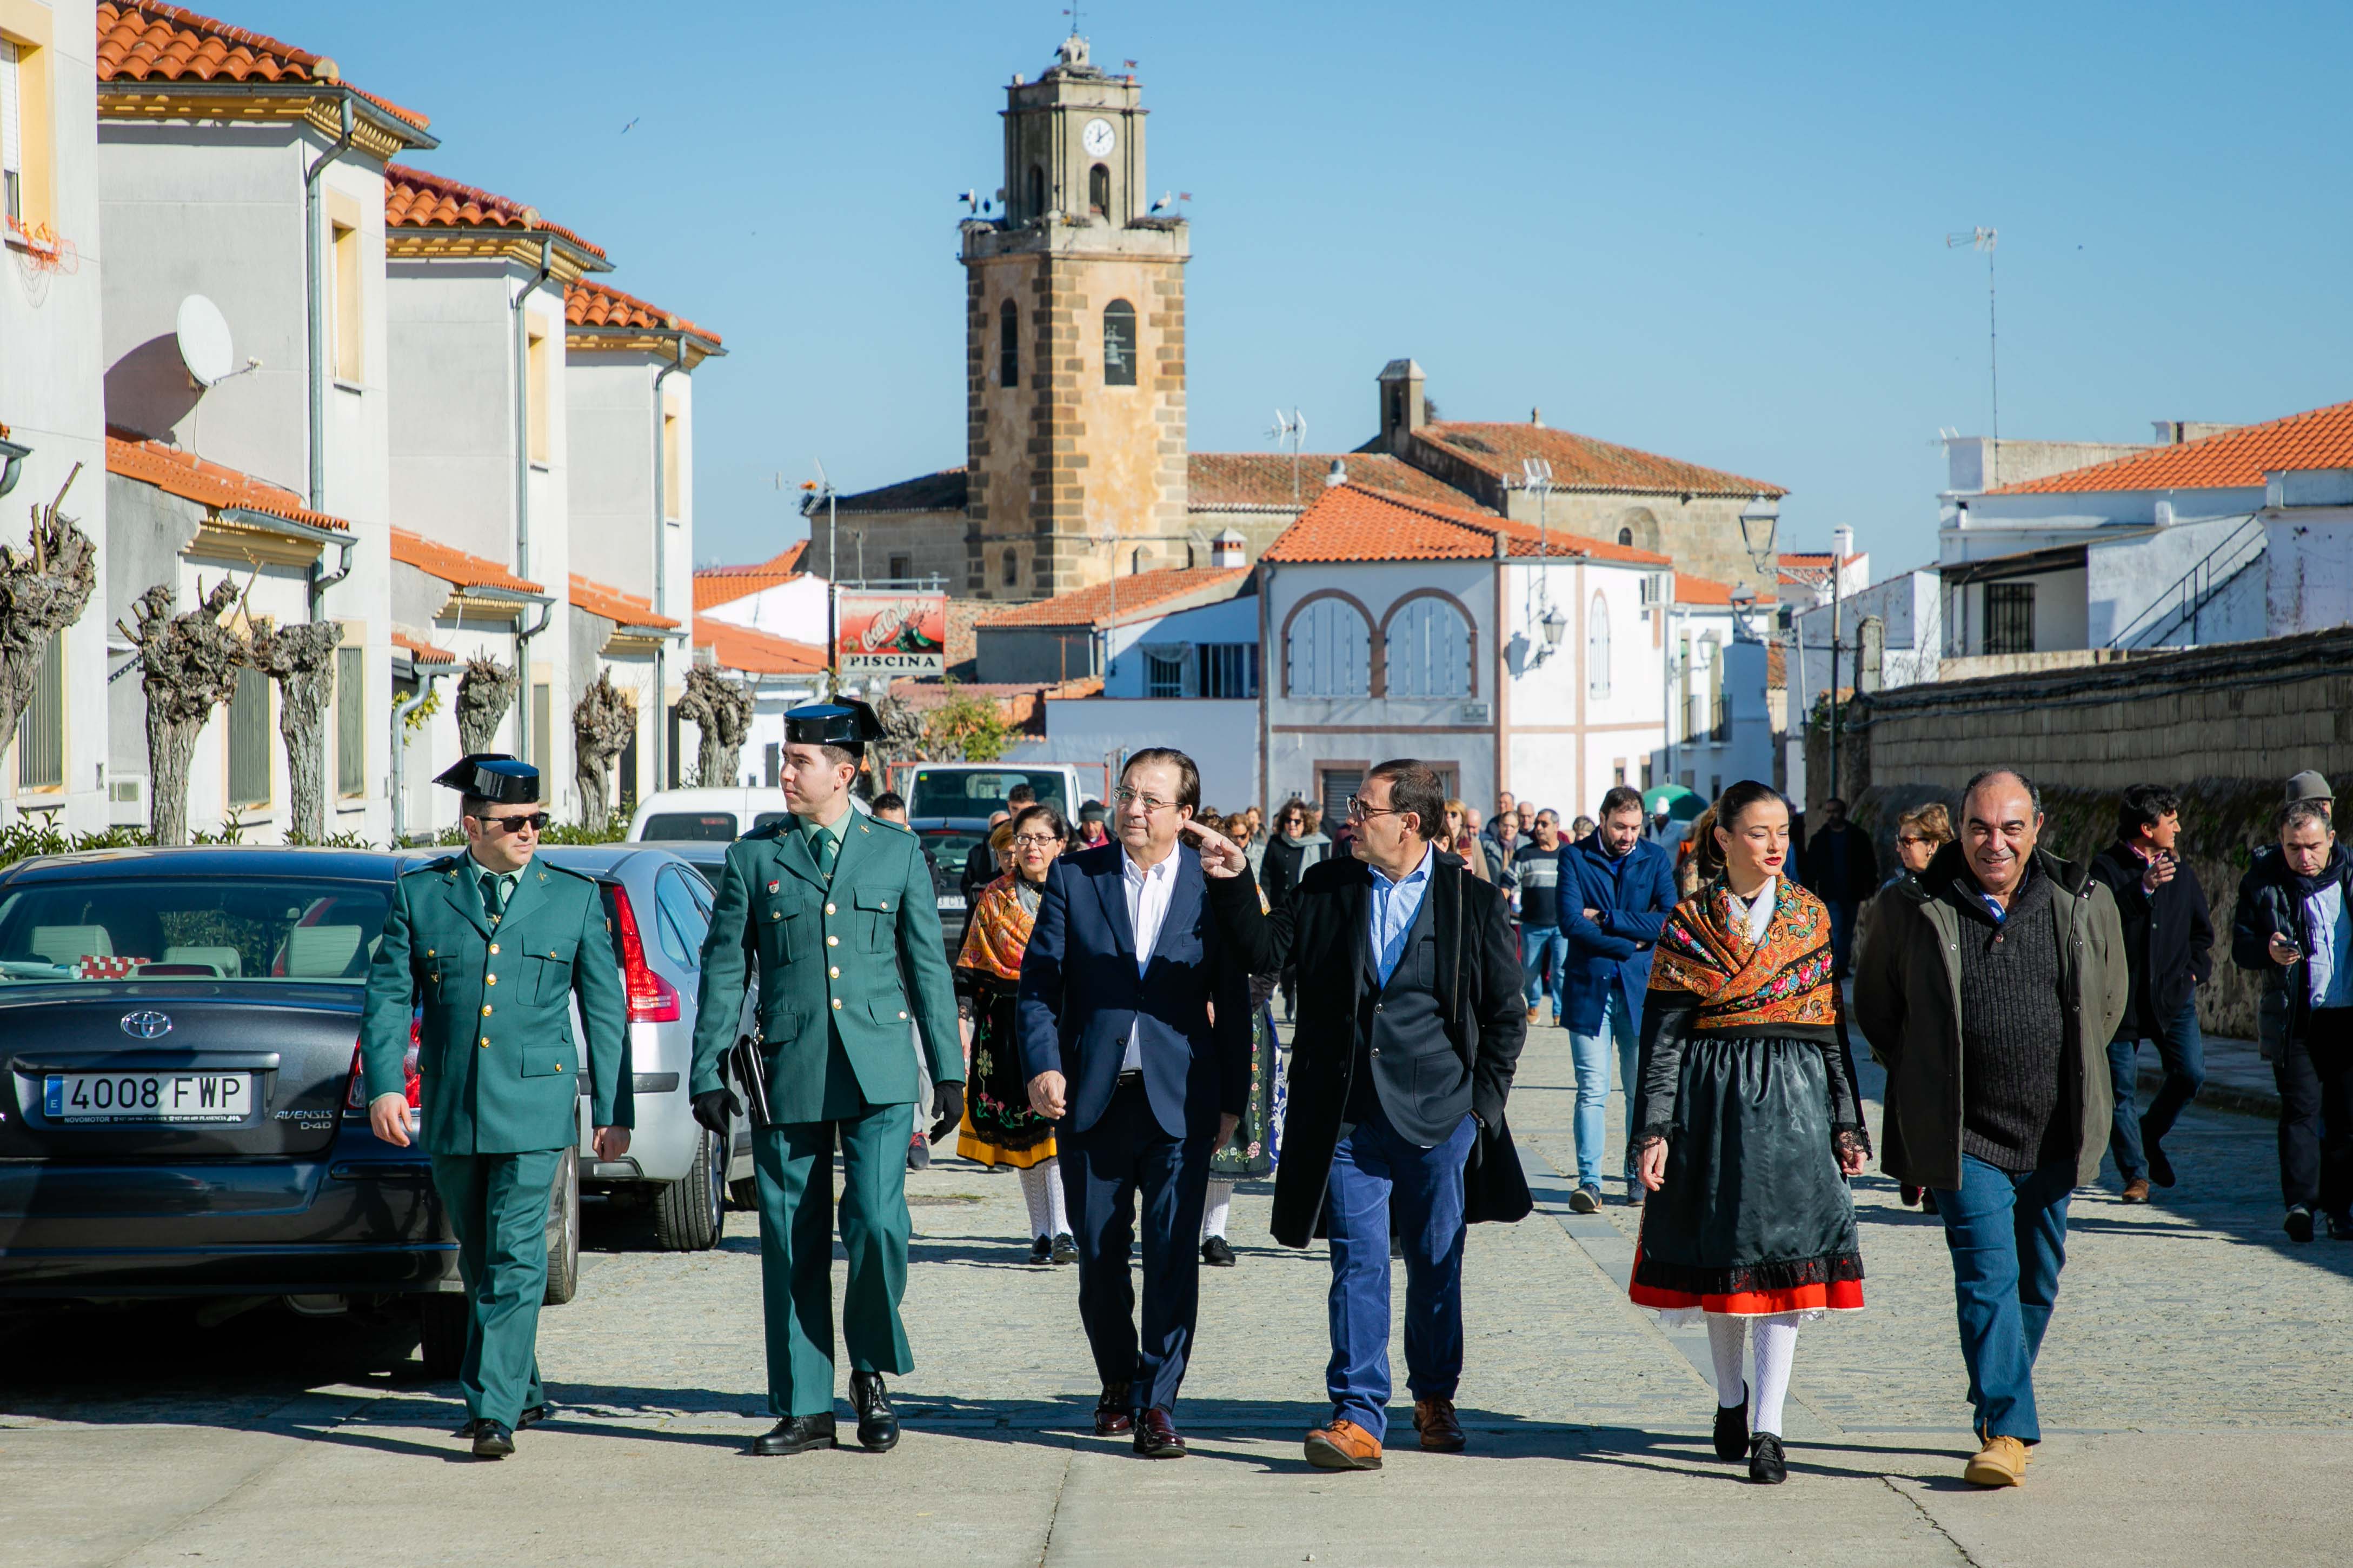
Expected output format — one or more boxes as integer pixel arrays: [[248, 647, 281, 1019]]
[[609, 884, 682, 1023], [346, 1017, 423, 1111]]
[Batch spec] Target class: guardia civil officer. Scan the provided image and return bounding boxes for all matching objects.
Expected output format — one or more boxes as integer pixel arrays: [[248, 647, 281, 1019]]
[[362, 755, 630, 1459], [688, 701, 965, 1456]]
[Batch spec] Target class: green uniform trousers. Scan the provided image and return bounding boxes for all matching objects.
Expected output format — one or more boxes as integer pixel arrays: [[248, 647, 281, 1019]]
[[432, 1149, 557, 1427], [754, 1100, 914, 1417]]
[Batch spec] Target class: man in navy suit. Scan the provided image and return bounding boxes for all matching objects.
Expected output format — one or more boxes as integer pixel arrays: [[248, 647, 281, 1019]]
[[1018, 748, 1251, 1458]]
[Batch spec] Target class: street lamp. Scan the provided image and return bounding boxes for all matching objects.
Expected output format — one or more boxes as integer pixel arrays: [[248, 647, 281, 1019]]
[[1738, 493, 1779, 576], [1539, 603, 1568, 652]]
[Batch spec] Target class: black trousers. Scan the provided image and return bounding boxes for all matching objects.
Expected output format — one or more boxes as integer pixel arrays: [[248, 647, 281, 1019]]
[[2276, 1006, 2353, 1215], [1065, 1077, 1213, 1413]]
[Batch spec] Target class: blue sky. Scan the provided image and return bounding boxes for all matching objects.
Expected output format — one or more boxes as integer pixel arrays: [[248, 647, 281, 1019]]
[[237, 1, 2352, 573]]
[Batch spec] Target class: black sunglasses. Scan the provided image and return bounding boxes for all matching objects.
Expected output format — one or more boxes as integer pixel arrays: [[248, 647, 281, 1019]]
[[472, 811, 549, 833]]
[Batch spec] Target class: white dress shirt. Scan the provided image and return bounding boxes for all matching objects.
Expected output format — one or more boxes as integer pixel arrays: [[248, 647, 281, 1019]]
[[1121, 847, 1179, 1071]]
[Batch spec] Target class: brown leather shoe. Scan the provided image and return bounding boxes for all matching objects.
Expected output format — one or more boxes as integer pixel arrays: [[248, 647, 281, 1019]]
[[2121, 1178, 2151, 1203], [1304, 1418, 1384, 1470], [1964, 1434, 2029, 1487], [1412, 1397, 1466, 1452], [1132, 1406, 1186, 1458], [1093, 1383, 1133, 1437]]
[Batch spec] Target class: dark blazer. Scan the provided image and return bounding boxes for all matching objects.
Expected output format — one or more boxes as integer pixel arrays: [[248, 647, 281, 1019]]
[[1559, 836, 1678, 1035], [1016, 841, 1251, 1139], [1207, 849, 1530, 1247], [1800, 821, 1882, 906], [2231, 842, 2353, 1064], [2086, 843, 2213, 1043]]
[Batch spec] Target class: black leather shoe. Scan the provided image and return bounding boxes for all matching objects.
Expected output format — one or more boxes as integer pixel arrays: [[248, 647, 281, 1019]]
[[516, 1403, 551, 1432], [850, 1371, 900, 1452], [750, 1414, 835, 1456], [450, 1416, 482, 1439], [1029, 1235, 1054, 1265], [2142, 1117, 2176, 1187], [2287, 1204, 2317, 1243], [1713, 1383, 1749, 1462], [1202, 1236, 1236, 1267], [2329, 1211, 2353, 1242], [1052, 1232, 1078, 1265], [1093, 1383, 1134, 1437], [1133, 1406, 1187, 1458], [1747, 1431, 1786, 1484], [471, 1420, 515, 1459]]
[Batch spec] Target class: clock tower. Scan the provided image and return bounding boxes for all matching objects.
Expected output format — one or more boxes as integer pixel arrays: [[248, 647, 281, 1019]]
[[961, 34, 1190, 599]]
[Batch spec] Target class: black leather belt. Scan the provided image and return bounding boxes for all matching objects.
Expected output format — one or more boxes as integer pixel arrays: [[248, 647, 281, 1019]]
[[1117, 1069, 1144, 1087]]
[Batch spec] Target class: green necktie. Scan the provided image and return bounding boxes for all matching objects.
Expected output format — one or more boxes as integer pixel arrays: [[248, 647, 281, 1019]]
[[480, 872, 504, 921], [813, 828, 839, 882]]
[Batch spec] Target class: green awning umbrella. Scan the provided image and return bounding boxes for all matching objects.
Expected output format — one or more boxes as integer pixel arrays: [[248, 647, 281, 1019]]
[[1641, 783, 1706, 822]]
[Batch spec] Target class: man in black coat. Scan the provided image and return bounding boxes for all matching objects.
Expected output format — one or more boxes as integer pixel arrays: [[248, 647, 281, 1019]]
[[2086, 784, 2213, 1201], [1184, 759, 1528, 1473], [1800, 796, 1879, 977]]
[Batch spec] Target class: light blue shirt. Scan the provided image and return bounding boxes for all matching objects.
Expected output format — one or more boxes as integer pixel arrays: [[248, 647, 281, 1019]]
[[2307, 881, 2353, 1008], [1368, 844, 1436, 986]]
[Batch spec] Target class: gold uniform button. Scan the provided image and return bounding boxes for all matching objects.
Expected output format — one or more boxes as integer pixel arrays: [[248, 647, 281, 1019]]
[[772, 911, 781, 921], [825, 902, 836, 915], [880, 900, 889, 911], [898, 1010, 908, 1020], [478, 1037, 489, 1047], [828, 965, 840, 978], [830, 997, 842, 1010], [554, 1063, 564, 1072], [481, 1004, 493, 1016], [426, 949, 436, 958], [486, 974, 497, 986], [827, 934, 839, 947], [489, 943, 500, 955]]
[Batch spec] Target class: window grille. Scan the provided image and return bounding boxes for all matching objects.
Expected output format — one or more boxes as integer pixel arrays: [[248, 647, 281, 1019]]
[[335, 646, 364, 797], [14, 628, 60, 791], [228, 666, 271, 809], [1102, 299, 1138, 386]]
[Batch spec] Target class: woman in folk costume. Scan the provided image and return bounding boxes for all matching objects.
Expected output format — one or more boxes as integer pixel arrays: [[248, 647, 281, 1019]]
[[955, 805, 1075, 1264], [1628, 779, 1870, 1484]]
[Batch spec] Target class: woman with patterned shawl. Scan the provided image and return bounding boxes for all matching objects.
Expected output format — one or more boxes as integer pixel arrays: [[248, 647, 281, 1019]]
[[954, 805, 1075, 1264], [1628, 779, 1871, 1485]]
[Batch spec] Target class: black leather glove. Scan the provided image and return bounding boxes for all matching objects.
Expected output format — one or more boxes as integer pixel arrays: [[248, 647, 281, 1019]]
[[928, 1082, 964, 1144], [691, 1087, 742, 1138]]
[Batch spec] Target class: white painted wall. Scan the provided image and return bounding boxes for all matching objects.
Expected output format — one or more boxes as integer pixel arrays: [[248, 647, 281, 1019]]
[[702, 572, 830, 644], [2265, 505, 2353, 638], [1011, 697, 1259, 810], [1105, 593, 1258, 697]]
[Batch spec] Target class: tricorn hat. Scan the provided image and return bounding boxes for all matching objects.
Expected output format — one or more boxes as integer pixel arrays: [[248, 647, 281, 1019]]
[[433, 753, 541, 804], [785, 699, 886, 752]]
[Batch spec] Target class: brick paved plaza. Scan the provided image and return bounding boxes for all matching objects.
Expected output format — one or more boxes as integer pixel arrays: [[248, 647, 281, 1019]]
[[9, 1026, 2351, 1567]]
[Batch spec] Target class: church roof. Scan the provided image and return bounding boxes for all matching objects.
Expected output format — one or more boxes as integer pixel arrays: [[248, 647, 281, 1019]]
[[1419, 422, 1785, 499], [835, 468, 968, 514], [1187, 452, 1490, 513], [1264, 483, 1672, 566]]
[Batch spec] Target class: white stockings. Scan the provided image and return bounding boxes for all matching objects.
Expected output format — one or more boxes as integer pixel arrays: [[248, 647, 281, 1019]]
[[1018, 1158, 1069, 1241], [1705, 1312, 1802, 1435], [1202, 1177, 1235, 1240]]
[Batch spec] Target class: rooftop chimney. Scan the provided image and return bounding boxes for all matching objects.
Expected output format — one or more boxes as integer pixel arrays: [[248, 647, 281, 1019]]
[[1375, 359, 1426, 453], [1831, 525, 1855, 564], [1530, 407, 1543, 428], [1209, 529, 1246, 569]]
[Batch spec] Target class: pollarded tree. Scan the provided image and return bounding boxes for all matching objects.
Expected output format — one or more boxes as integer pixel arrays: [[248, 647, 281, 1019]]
[[571, 670, 636, 834], [0, 465, 97, 764], [456, 656, 517, 756], [248, 617, 344, 844], [118, 579, 244, 846], [676, 664, 753, 788]]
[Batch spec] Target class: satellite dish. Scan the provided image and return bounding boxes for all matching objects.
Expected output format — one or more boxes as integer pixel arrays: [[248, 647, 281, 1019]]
[[175, 295, 235, 388]]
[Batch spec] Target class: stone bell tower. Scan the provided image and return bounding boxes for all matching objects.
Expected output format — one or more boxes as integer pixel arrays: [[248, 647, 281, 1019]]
[[960, 33, 1190, 600]]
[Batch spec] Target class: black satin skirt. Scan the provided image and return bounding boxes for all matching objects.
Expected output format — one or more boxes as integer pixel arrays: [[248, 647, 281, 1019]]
[[1631, 1034, 1865, 1312]]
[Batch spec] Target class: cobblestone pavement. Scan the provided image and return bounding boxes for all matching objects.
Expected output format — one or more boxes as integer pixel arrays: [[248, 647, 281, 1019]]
[[7, 1023, 2352, 1567]]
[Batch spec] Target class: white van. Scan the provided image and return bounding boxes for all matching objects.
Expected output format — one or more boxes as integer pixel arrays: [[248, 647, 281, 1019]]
[[626, 788, 798, 845], [900, 763, 1089, 821]]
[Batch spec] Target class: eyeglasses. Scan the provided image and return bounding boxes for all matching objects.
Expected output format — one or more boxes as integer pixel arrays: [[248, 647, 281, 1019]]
[[1897, 834, 1932, 848], [1347, 796, 1404, 822], [473, 811, 549, 834], [1113, 787, 1178, 813], [1010, 833, 1062, 849]]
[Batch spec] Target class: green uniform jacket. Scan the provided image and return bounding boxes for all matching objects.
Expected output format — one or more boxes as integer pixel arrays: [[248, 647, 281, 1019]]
[[688, 813, 963, 1120], [362, 854, 631, 1155]]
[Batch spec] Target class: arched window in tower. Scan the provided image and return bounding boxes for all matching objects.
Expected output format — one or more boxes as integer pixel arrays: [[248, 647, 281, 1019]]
[[1026, 164, 1045, 219], [1617, 527, 1634, 548], [998, 299, 1019, 388], [1385, 597, 1471, 698], [1587, 592, 1612, 698], [1102, 299, 1138, 386], [1001, 548, 1019, 587], [1088, 163, 1110, 216]]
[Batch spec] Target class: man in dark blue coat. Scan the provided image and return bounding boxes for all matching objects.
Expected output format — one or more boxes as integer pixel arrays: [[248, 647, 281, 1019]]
[[1018, 748, 1250, 1459], [1560, 784, 1679, 1211]]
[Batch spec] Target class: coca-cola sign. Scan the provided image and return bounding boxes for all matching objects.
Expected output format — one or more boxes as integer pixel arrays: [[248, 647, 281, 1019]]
[[836, 590, 947, 675]]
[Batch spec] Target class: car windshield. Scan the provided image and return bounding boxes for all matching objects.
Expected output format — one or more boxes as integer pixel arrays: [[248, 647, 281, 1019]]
[[918, 828, 988, 882], [640, 811, 739, 842], [908, 770, 1067, 817], [0, 878, 393, 984]]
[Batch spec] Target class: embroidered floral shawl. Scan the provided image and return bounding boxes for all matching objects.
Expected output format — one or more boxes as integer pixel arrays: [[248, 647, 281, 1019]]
[[1647, 874, 1839, 1031], [956, 873, 1039, 983]]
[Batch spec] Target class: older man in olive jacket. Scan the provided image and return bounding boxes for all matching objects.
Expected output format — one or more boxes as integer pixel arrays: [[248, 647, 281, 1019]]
[[1854, 768, 2128, 1491]]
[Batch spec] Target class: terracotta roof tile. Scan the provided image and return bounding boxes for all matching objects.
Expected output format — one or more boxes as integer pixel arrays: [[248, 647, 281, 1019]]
[[95, 2, 429, 131], [1186, 452, 1491, 512], [693, 542, 809, 610], [1987, 398, 2353, 495], [694, 616, 824, 676], [570, 573, 679, 630], [1673, 572, 1776, 606], [975, 566, 1250, 631], [388, 528, 542, 595], [106, 429, 352, 532], [1262, 483, 1673, 567], [564, 280, 720, 346], [393, 630, 455, 666], [1420, 421, 1785, 498], [384, 163, 603, 257]]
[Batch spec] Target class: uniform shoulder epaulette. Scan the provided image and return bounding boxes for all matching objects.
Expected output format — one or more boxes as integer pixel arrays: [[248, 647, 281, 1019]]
[[861, 812, 913, 837], [406, 852, 467, 879], [534, 858, 597, 886], [741, 818, 791, 842]]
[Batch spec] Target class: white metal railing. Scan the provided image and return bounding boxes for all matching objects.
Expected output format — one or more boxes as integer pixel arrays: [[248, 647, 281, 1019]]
[[2106, 515, 2265, 650]]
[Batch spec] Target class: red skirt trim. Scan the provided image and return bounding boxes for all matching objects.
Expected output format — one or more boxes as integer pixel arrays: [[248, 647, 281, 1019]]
[[1627, 1277, 1866, 1316]]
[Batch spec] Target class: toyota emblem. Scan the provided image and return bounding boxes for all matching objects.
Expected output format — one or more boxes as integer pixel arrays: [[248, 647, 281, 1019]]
[[121, 1010, 173, 1040]]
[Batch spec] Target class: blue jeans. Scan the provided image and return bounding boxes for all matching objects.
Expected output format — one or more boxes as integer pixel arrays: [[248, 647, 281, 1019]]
[[2106, 1001, 2206, 1183], [1323, 1099, 1477, 1440], [1520, 927, 1567, 1019], [1937, 1154, 2073, 1444], [1568, 987, 1640, 1187]]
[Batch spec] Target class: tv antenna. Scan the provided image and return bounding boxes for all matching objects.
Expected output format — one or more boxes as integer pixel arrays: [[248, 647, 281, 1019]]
[[1269, 408, 1307, 506], [1945, 225, 1999, 485]]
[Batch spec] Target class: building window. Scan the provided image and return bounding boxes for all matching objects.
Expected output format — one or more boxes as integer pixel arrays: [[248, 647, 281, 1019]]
[[0, 38, 23, 226], [1587, 592, 1611, 699], [335, 646, 363, 798], [1026, 163, 1045, 218], [1102, 299, 1137, 386], [618, 725, 640, 811], [661, 407, 681, 519], [1613, 759, 1627, 786], [1678, 636, 1695, 740], [1704, 635, 1726, 742], [1318, 766, 1364, 829], [1146, 648, 1185, 698], [1617, 527, 1633, 548], [527, 324, 551, 463], [1197, 643, 1259, 699], [14, 628, 60, 791], [888, 554, 912, 581], [331, 214, 363, 383], [1286, 598, 1370, 697], [998, 298, 1018, 387], [1001, 548, 1019, 586], [1088, 162, 1109, 216], [1985, 582, 2035, 655], [1385, 596, 1470, 698], [228, 666, 271, 810], [531, 680, 551, 779]]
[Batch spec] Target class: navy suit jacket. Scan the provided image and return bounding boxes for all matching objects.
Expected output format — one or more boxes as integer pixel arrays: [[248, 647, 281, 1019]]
[[1016, 841, 1252, 1140], [1558, 835, 1678, 1036]]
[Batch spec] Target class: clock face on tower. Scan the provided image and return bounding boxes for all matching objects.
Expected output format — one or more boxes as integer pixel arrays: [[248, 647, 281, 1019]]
[[1081, 117, 1115, 157]]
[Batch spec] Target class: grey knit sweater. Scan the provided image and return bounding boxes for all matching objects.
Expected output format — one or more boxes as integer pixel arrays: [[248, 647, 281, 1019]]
[[1948, 864, 2075, 1173]]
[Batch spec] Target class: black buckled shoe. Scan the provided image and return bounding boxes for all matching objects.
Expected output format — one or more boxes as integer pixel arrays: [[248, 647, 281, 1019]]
[[1713, 1383, 1749, 1462], [750, 1413, 836, 1456], [470, 1420, 515, 1459], [850, 1371, 900, 1452], [1747, 1431, 1786, 1484], [1133, 1406, 1187, 1459], [1093, 1382, 1134, 1437]]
